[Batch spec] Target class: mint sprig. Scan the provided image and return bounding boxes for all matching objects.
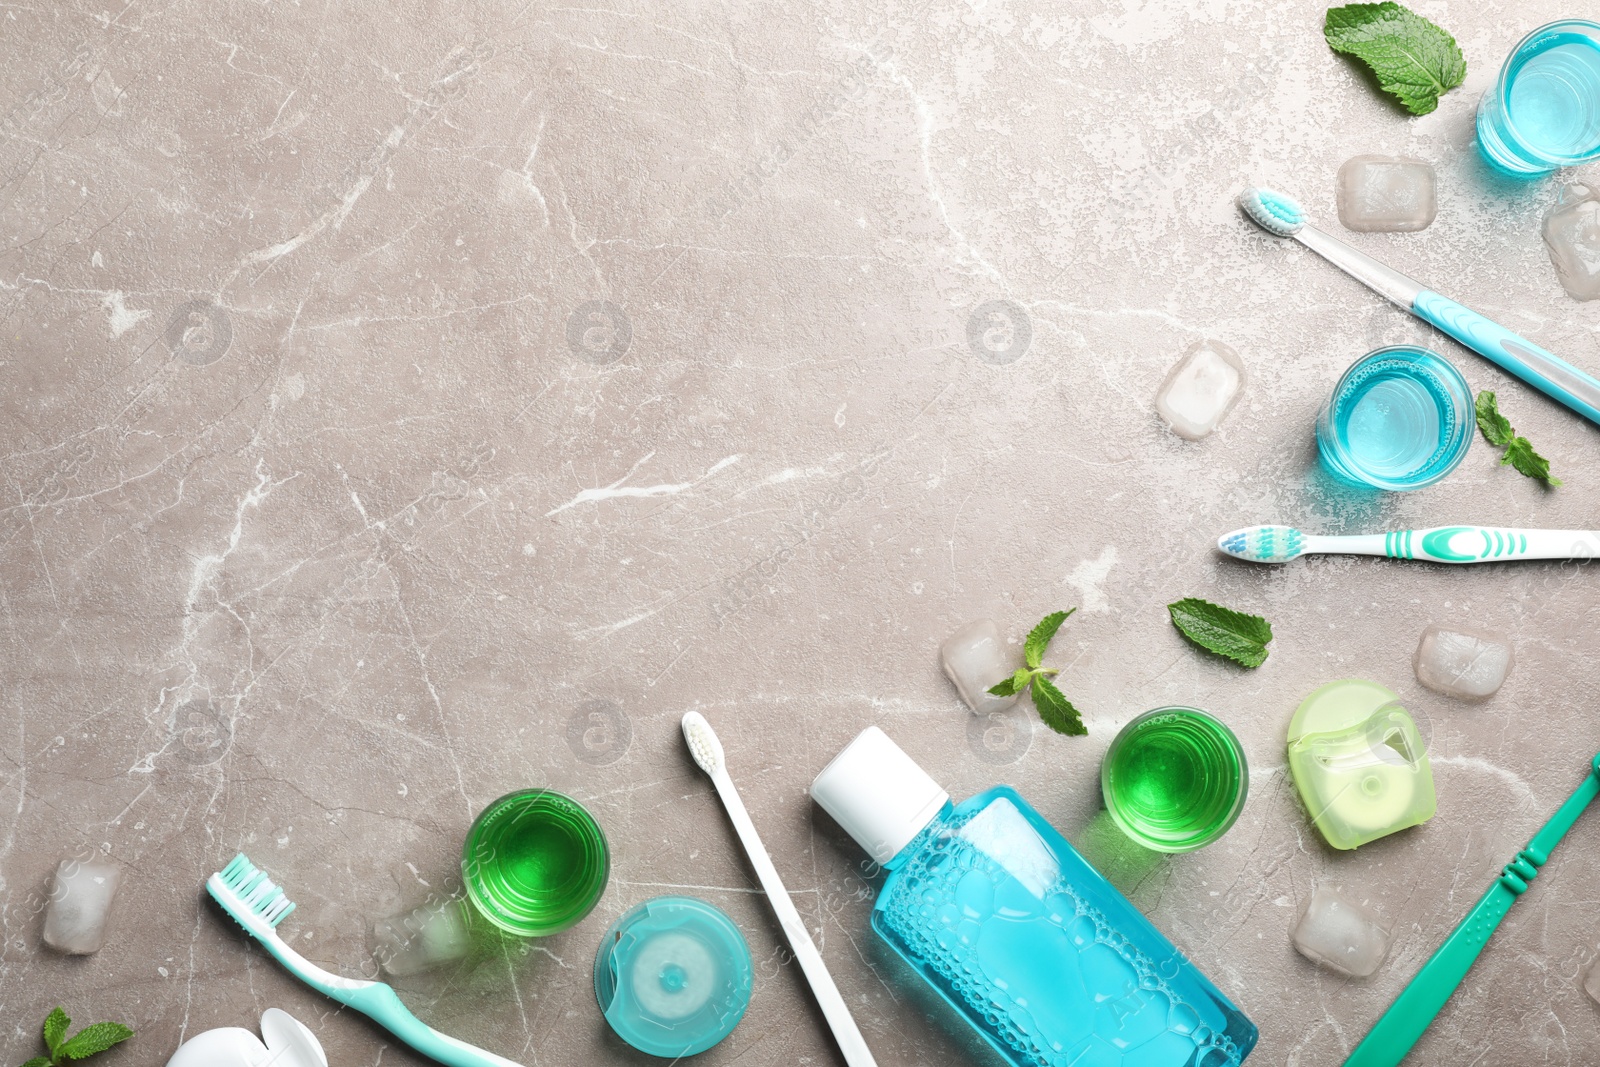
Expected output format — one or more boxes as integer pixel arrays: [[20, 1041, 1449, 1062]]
[[18, 1007, 132, 1066], [1324, 2, 1465, 116], [1475, 390, 1560, 487], [986, 610, 1087, 735], [1167, 597, 1272, 668]]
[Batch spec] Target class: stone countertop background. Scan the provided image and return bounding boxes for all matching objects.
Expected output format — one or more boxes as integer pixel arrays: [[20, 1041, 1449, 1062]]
[[4, 1, 1600, 1064]]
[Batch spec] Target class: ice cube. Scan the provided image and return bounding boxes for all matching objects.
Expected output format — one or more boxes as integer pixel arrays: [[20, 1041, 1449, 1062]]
[[1584, 955, 1600, 1007], [940, 619, 1018, 715], [42, 857, 122, 955], [1335, 156, 1436, 233], [1291, 885, 1391, 978], [1154, 340, 1245, 440], [1543, 184, 1600, 301], [372, 898, 472, 977], [1412, 624, 1513, 701]]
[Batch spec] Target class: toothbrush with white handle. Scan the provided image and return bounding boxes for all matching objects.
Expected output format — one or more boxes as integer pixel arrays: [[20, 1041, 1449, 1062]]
[[1219, 524, 1600, 564], [681, 712, 879, 1067], [207, 854, 526, 1067], [1238, 187, 1600, 427]]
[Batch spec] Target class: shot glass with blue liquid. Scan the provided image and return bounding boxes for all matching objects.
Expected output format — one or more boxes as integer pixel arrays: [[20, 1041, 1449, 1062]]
[[1316, 346, 1473, 492], [1478, 19, 1600, 176]]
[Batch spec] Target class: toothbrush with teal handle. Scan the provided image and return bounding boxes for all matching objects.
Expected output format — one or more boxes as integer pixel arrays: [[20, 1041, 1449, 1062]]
[[1239, 187, 1600, 426], [1343, 753, 1600, 1066], [208, 854, 526, 1067], [1219, 524, 1600, 564]]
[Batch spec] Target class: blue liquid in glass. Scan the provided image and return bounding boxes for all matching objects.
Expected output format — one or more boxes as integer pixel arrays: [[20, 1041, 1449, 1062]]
[[1317, 348, 1470, 491], [1479, 22, 1600, 174], [1507, 34, 1600, 160], [1341, 371, 1445, 480], [872, 787, 1257, 1067]]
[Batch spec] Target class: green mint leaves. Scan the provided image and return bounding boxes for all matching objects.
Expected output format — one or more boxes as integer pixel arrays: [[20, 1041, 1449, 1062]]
[[1475, 390, 1561, 487], [1324, 2, 1465, 116], [1167, 598, 1273, 668], [42, 1011, 69, 1059], [987, 609, 1086, 736], [1024, 610, 1070, 670], [1475, 389, 1514, 446], [20, 1008, 132, 1067]]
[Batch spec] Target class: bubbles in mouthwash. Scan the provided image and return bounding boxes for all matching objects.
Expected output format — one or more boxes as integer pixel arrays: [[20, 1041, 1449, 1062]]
[[1333, 357, 1458, 478], [877, 811, 1244, 1067]]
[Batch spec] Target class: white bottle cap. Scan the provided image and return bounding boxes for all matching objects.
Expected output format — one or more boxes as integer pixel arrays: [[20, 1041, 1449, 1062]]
[[809, 726, 950, 866]]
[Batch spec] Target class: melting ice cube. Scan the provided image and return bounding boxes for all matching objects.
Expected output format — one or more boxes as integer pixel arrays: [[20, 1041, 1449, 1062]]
[[1335, 156, 1436, 233], [1291, 885, 1391, 978], [1584, 955, 1600, 1007], [1543, 185, 1600, 301], [1154, 340, 1245, 440], [372, 898, 472, 977], [43, 858, 122, 955], [940, 620, 1019, 715], [1412, 624, 1513, 701]]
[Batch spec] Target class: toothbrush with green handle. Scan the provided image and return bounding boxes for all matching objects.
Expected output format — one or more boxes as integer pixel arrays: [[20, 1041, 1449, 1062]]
[[1238, 186, 1600, 427], [1343, 753, 1600, 1067], [207, 854, 526, 1067], [1219, 524, 1600, 564]]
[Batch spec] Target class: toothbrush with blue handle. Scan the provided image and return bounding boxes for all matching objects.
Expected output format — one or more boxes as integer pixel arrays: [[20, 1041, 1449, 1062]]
[[1218, 523, 1600, 564], [1342, 753, 1600, 1066], [208, 854, 527, 1067], [1239, 187, 1600, 426]]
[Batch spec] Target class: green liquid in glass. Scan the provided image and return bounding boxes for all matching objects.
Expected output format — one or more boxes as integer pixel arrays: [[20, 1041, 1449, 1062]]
[[462, 789, 609, 936], [1101, 707, 1247, 853]]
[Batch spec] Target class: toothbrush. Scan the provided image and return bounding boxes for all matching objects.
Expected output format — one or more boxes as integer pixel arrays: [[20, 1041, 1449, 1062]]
[[207, 854, 525, 1067], [1343, 753, 1600, 1067], [1238, 187, 1600, 427], [1218, 523, 1600, 564], [681, 712, 879, 1067]]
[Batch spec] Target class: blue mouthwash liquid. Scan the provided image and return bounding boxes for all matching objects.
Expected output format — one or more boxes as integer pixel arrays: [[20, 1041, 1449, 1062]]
[[1479, 22, 1600, 174], [1316, 347, 1470, 491], [809, 728, 1256, 1067], [1507, 33, 1600, 160], [875, 791, 1254, 1067]]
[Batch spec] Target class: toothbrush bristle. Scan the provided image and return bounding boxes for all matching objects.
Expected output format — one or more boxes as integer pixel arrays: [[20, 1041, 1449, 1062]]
[[1238, 187, 1306, 237], [681, 712, 725, 776], [212, 853, 297, 927], [1218, 525, 1305, 563]]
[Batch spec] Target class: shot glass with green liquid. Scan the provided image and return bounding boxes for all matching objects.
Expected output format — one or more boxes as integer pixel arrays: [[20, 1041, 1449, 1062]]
[[1101, 707, 1248, 853], [462, 789, 610, 936]]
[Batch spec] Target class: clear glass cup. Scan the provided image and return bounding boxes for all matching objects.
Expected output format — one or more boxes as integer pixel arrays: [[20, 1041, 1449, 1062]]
[[1315, 346, 1473, 492], [1101, 707, 1248, 853], [1477, 19, 1600, 177]]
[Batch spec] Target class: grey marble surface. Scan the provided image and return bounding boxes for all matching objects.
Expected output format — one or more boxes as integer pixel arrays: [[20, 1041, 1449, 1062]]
[[5, 2, 1600, 1065]]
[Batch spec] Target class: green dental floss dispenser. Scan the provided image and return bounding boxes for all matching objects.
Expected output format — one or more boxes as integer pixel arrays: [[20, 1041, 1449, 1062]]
[[1287, 679, 1436, 850], [594, 896, 752, 1058]]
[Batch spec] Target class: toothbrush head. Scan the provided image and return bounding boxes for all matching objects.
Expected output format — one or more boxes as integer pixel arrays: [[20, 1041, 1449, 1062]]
[[1238, 187, 1306, 237], [1218, 524, 1307, 563], [681, 711, 726, 778], [207, 853, 297, 940]]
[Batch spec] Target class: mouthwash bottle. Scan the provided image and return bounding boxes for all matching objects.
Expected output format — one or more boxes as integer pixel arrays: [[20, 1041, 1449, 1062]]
[[810, 727, 1257, 1067]]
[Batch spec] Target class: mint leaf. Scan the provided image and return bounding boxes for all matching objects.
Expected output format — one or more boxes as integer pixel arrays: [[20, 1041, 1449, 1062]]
[[979, 611, 1089, 734], [21, 1057, 52, 1067], [1474, 390, 1560, 486], [58, 1023, 133, 1061], [1023, 610, 1073, 669], [1167, 597, 1272, 668], [986, 668, 1034, 697], [43, 1009, 69, 1058], [1504, 437, 1561, 486], [1475, 390, 1514, 448], [1031, 675, 1087, 736], [1324, 2, 1465, 116]]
